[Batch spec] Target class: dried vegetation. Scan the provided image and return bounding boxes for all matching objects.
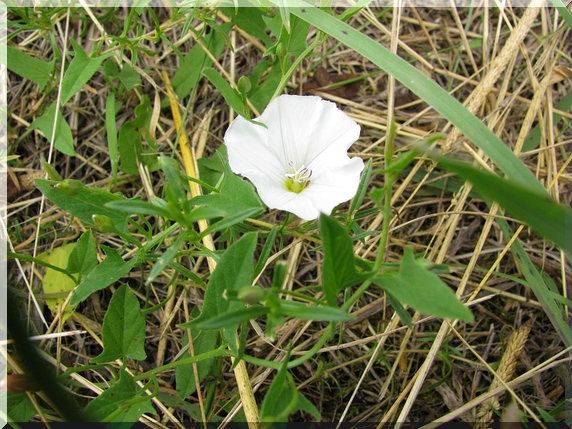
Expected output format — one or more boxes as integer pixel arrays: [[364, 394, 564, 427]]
[[5, 4, 572, 425]]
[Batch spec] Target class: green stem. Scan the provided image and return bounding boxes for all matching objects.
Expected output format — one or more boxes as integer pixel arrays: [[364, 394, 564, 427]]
[[271, 32, 327, 100], [341, 279, 373, 313], [133, 347, 230, 381], [8, 251, 79, 285], [241, 323, 335, 369], [373, 182, 393, 272], [343, 122, 397, 308], [374, 120, 397, 272]]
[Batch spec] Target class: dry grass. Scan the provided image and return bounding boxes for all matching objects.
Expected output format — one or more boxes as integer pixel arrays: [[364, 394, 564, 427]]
[[5, 4, 572, 425]]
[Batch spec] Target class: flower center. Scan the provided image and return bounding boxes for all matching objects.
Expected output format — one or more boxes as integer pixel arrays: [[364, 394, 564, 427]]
[[284, 164, 312, 193]]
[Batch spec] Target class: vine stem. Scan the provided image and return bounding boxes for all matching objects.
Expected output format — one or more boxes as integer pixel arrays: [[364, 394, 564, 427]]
[[374, 120, 397, 273]]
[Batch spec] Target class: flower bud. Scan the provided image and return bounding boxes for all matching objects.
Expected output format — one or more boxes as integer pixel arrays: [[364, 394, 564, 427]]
[[53, 179, 84, 195], [237, 75, 251, 95], [237, 286, 266, 304], [92, 214, 116, 233], [275, 42, 286, 58]]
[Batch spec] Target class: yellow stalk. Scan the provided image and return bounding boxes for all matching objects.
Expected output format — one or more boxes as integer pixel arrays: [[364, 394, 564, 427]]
[[162, 72, 260, 427]]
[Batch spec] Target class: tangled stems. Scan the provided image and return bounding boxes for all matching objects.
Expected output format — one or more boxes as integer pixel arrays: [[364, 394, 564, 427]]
[[341, 121, 398, 313]]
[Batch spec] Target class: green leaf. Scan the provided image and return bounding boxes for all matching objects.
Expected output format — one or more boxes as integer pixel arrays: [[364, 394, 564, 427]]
[[199, 207, 261, 238], [196, 306, 269, 330], [196, 146, 227, 190], [202, 67, 248, 118], [105, 199, 172, 219], [185, 233, 258, 353], [67, 230, 98, 280], [83, 368, 154, 422], [5, 45, 54, 90], [278, 300, 352, 322], [260, 347, 298, 422], [118, 63, 141, 91], [30, 102, 75, 156], [536, 407, 558, 423], [190, 165, 263, 218], [8, 251, 76, 286], [36, 179, 130, 233], [349, 158, 373, 218], [158, 155, 187, 203], [248, 60, 282, 113], [176, 308, 220, 399], [297, 391, 321, 420], [60, 39, 109, 105], [386, 291, 413, 329], [254, 226, 278, 278], [147, 233, 188, 285], [92, 284, 147, 362], [118, 96, 153, 175], [372, 248, 473, 322], [106, 93, 119, 184], [37, 243, 77, 321], [172, 23, 231, 100], [271, 261, 288, 291], [277, 1, 291, 34], [71, 246, 139, 305], [375, 148, 424, 177], [220, 7, 273, 47], [40, 160, 63, 181], [432, 155, 572, 256], [283, 13, 311, 56], [320, 214, 370, 306], [186, 205, 227, 225], [118, 125, 143, 175], [550, 0, 572, 30], [8, 392, 42, 422]]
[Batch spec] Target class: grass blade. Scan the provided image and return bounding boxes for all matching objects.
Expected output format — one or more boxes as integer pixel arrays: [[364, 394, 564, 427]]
[[285, 3, 547, 196], [497, 217, 572, 348], [433, 155, 572, 255]]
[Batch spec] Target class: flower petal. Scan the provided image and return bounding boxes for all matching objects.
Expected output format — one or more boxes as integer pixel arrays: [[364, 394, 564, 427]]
[[224, 116, 285, 185], [250, 157, 364, 221], [258, 95, 361, 170], [306, 122, 361, 178], [300, 157, 365, 218]]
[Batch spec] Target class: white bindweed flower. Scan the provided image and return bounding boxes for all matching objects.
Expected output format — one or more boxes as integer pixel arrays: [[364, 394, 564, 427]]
[[224, 95, 364, 221]]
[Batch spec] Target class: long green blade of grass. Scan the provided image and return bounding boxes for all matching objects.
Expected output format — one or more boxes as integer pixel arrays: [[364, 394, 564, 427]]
[[280, 3, 547, 196], [497, 216, 572, 348], [550, 0, 572, 30], [433, 155, 572, 255]]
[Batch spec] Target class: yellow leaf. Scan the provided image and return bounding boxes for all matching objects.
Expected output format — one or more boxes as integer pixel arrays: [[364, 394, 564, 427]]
[[37, 243, 77, 322]]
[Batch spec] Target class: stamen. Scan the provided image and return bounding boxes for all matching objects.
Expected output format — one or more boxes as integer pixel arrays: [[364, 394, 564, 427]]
[[284, 164, 313, 193], [285, 165, 312, 184]]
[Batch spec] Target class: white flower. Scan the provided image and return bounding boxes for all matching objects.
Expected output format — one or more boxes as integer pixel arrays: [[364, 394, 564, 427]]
[[224, 95, 364, 221]]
